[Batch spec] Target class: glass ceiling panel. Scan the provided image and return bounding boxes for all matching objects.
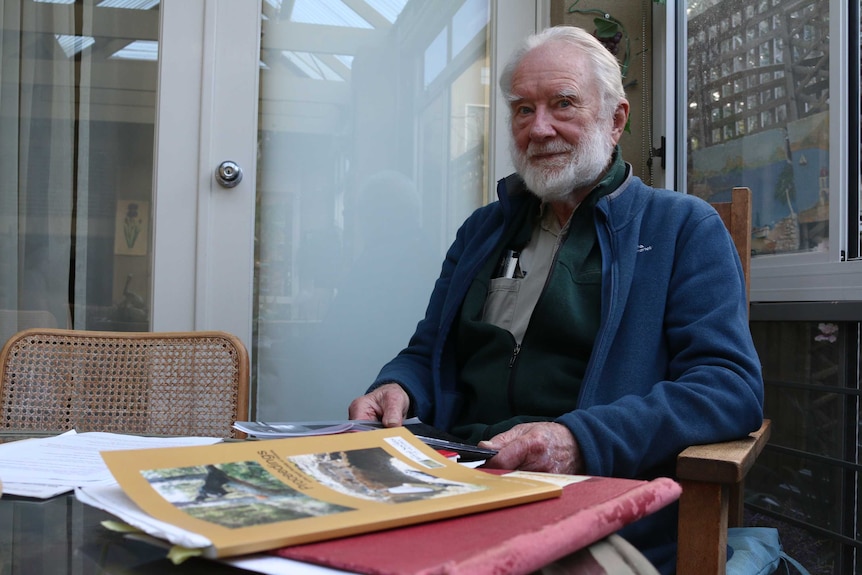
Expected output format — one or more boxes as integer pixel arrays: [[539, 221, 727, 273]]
[[36, 0, 160, 6], [110, 39, 158, 60], [267, 0, 408, 25], [281, 51, 345, 81], [334, 54, 354, 68], [97, 0, 159, 9], [290, 0, 373, 29], [369, 0, 409, 24], [56, 34, 95, 57]]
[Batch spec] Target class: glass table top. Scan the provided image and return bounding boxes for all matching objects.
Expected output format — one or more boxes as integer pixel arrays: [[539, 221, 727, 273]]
[[0, 491, 250, 574]]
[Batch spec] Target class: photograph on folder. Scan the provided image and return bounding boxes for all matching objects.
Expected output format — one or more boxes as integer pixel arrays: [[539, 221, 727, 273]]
[[98, 427, 561, 558]]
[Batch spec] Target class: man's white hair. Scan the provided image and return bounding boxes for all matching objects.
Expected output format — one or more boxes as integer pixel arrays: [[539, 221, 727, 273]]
[[498, 26, 625, 122]]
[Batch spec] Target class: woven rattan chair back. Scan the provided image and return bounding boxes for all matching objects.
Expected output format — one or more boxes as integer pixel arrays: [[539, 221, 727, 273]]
[[0, 329, 249, 438]]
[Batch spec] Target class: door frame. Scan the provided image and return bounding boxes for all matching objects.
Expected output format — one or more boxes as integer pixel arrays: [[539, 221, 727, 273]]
[[151, 0, 261, 351]]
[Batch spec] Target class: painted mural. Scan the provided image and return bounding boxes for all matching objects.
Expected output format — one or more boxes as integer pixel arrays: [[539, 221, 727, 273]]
[[690, 111, 829, 255]]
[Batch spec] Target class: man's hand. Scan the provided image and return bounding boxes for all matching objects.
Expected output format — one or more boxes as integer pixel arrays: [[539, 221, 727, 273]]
[[478, 422, 584, 475], [347, 383, 410, 427]]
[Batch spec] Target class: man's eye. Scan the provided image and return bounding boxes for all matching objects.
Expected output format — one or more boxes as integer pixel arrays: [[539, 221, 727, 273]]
[[558, 100, 572, 108], [516, 106, 533, 115]]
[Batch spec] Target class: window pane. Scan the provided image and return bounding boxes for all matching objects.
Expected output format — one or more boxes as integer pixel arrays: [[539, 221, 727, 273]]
[[0, 1, 157, 343], [254, 1, 491, 420], [858, 0, 862, 260], [749, 319, 859, 574], [686, 0, 830, 256], [747, 451, 847, 573]]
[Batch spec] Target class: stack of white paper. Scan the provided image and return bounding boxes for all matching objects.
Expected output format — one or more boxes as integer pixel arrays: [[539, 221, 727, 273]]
[[74, 484, 354, 575], [75, 482, 212, 548], [0, 431, 221, 498]]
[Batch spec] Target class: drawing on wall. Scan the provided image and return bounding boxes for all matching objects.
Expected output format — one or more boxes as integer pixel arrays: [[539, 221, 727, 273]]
[[114, 200, 149, 256]]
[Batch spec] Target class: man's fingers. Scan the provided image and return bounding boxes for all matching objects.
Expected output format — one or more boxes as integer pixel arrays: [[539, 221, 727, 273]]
[[480, 423, 580, 474], [348, 383, 409, 427], [380, 384, 409, 427], [480, 424, 528, 450], [348, 396, 380, 421]]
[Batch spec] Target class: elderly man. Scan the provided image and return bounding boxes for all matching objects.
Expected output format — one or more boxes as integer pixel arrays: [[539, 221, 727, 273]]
[[349, 25, 763, 573]]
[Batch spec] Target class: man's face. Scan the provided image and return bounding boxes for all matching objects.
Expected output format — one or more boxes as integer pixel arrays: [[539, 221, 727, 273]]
[[508, 41, 627, 202]]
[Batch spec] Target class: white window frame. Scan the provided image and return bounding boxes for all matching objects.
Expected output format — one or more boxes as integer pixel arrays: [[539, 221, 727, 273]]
[[660, 0, 862, 303]]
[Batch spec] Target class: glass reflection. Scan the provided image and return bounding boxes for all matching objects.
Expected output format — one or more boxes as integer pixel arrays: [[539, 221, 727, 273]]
[[686, 0, 830, 256], [749, 319, 857, 575], [254, 0, 490, 420], [0, 0, 158, 344]]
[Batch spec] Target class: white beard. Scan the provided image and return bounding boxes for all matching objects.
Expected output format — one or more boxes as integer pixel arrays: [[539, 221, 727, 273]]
[[510, 124, 615, 203]]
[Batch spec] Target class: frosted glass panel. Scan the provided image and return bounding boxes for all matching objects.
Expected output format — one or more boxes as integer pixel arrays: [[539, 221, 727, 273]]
[[255, 0, 491, 420]]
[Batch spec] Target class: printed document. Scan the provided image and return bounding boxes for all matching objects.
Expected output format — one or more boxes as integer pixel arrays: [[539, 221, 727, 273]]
[[0, 431, 221, 498]]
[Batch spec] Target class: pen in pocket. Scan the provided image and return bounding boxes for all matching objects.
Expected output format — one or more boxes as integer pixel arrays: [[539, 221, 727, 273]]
[[502, 250, 520, 279]]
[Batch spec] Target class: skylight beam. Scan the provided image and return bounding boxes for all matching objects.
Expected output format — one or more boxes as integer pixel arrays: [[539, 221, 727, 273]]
[[341, 0, 391, 29]]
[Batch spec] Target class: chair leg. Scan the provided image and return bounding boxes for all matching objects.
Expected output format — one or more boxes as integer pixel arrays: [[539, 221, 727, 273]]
[[728, 481, 744, 527], [677, 480, 729, 575]]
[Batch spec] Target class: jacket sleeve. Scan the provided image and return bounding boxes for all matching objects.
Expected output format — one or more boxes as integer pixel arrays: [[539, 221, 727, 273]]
[[557, 199, 764, 478], [370, 204, 497, 422]]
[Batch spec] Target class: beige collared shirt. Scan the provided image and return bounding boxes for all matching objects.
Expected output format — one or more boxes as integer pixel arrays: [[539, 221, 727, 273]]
[[482, 203, 572, 344]]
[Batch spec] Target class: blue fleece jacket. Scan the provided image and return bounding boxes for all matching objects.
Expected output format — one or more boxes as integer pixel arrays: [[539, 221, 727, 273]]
[[372, 168, 764, 570]]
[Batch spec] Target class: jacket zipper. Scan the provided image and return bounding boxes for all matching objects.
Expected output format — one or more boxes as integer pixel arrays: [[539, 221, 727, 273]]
[[507, 340, 521, 412], [508, 343, 521, 367], [506, 221, 570, 411]]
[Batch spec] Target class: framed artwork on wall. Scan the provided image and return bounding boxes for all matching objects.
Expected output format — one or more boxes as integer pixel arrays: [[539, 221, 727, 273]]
[[114, 200, 149, 256]]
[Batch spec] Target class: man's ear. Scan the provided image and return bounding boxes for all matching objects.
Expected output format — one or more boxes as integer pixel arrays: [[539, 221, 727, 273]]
[[611, 100, 630, 143]]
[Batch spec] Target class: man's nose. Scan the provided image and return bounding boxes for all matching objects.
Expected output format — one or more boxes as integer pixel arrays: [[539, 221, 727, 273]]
[[529, 108, 556, 139]]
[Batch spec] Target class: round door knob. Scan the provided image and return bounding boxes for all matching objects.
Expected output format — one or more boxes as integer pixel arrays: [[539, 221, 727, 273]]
[[215, 160, 243, 188]]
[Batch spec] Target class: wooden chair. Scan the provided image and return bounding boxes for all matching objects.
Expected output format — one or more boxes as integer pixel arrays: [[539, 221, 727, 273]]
[[676, 187, 772, 575], [0, 328, 249, 439]]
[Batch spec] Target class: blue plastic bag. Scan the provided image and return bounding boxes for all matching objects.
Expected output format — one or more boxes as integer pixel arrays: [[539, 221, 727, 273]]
[[726, 527, 811, 575]]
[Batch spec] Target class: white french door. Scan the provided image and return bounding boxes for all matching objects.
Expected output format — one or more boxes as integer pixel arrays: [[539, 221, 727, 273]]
[[153, 0, 543, 420], [152, 0, 260, 342], [1, 0, 541, 420]]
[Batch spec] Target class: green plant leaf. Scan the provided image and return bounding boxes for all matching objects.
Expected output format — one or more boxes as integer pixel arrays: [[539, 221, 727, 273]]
[[593, 18, 620, 38]]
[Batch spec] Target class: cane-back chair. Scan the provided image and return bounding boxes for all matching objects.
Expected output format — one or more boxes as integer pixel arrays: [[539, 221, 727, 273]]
[[0, 328, 249, 439], [676, 187, 772, 575]]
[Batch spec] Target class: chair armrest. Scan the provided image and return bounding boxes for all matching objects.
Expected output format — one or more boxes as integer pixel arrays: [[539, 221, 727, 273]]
[[676, 420, 771, 575], [677, 419, 771, 483]]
